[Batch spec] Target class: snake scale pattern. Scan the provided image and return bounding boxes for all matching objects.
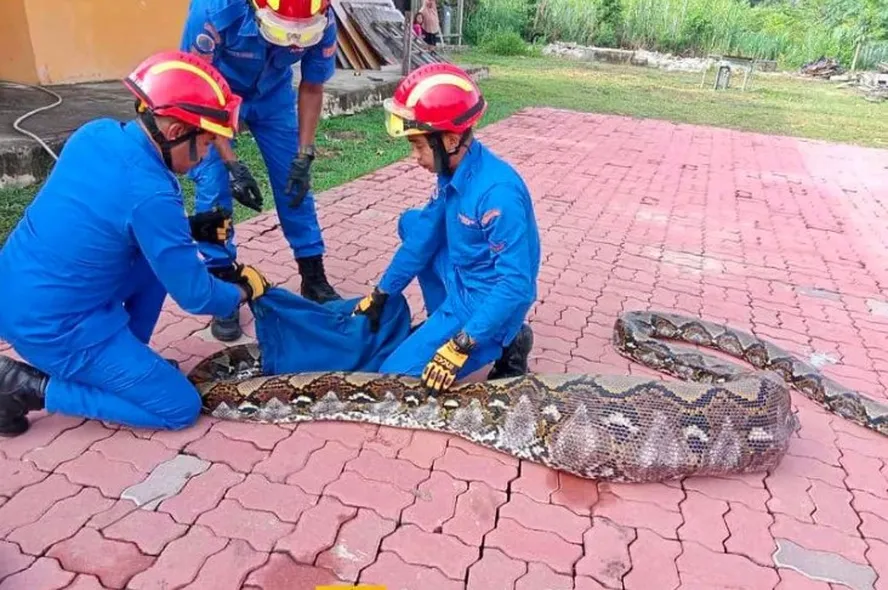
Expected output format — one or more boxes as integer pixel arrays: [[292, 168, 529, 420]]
[[187, 310, 888, 483]]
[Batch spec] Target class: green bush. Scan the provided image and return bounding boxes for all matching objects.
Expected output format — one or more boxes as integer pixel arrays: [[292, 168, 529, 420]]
[[480, 29, 534, 54], [462, 0, 888, 70]]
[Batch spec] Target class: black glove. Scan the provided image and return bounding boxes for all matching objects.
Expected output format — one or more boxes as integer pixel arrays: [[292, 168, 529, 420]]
[[352, 286, 388, 332], [188, 209, 232, 245], [286, 147, 315, 208], [225, 160, 263, 212]]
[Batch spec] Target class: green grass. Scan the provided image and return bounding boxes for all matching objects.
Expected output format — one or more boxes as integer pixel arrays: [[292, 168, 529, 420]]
[[2, 49, 886, 245]]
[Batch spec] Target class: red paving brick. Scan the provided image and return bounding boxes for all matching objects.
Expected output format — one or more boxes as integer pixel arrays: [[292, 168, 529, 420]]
[[2, 108, 888, 588]]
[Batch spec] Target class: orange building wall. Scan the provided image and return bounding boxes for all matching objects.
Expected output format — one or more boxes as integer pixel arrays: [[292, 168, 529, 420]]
[[0, 0, 189, 85], [0, 0, 39, 84]]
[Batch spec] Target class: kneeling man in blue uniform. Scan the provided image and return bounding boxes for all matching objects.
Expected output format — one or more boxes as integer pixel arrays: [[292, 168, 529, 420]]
[[180, 0, 344, 342], [0, 51, 271, 437], [353, 63, 540, 394]]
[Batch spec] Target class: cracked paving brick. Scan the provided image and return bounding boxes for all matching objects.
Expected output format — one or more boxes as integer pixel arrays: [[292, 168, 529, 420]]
[[498, 491, 590, 544], [323, 470, 416, 520], [127, 524, 227, 590], [184, 430, 269, 473], [593, 490, 683, 540], [158, 462, 244, 525], [724, 501, 776, 567], [510, 460, 560, 504], [225, 473, 316, 523], [101, 508, 188, 555], [47, 527, 155, 589], [89, 430, 179, 473], [515, 562, 573, 590], [196, 498, 294, 552], [622, 528, 681, 590], [0, 557, 74, 590], [275, 496, 357, 563], [244, 553, 344, 589], [22, 420, 115, 471], [550, 471, 600, 515], [381, 523, 479, 580], [0, 456, 48, 497], [0, 473, 81, 537], [576, 516, 635, 588], [252, 429, 325, 483], [397, 430, 451, 469], [62, 574, 107, 590], [55, 450, 145, 498], [343, 447, 430, 492], [465, 547, 526, 590], [402, 470, 466, 533], [285, 440, 359, 494], [359, 550, 464, 590], [432, 445, 518, 490], [678, 489, 729, 552], [7, 486, 114, 556], [485, 517, 582, 575], [678, 541, 780, 589], [0, 540, 34, 580], [442, 479, 506, 546], [315, 507, 397, 582], [209, 420, 290, 450], [0, 414, 85, 460], [187, 539, 269, 590]]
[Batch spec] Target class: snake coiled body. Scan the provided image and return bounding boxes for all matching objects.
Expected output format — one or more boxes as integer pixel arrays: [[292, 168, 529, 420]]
[[187, 310, 888, 483]]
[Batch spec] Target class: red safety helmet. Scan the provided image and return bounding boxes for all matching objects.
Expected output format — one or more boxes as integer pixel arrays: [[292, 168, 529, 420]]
[[384, 63, 487, 138], [250, 0, 331, 47], [123, 50, 241, 139]]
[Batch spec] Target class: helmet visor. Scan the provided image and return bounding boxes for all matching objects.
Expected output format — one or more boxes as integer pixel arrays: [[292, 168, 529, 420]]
[[255, 8, 327, 47], [383, 98, 427, 137]]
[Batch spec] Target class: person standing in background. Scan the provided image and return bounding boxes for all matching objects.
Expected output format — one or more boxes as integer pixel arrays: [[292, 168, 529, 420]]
[[419, 0, 440, 46]]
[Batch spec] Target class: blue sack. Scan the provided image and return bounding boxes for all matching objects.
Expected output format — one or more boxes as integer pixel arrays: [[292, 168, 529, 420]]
[[249, 286, 413, 375]]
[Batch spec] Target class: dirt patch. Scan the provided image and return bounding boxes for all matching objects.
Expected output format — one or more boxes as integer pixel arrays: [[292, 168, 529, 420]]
[[326, 130, 366, 141]]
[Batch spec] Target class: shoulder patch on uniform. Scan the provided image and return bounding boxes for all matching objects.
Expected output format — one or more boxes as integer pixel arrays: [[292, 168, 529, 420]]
[[195, 32, 216, 54], [322, 40, 337, 58]]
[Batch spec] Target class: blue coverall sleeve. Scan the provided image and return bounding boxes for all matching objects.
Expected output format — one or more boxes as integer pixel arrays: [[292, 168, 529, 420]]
[[180, 3, 223, 62], [130, 193, 242, 318], [300, 13, 337, 84], [378, 197, 446, 296], [461, 185, 536, 344]]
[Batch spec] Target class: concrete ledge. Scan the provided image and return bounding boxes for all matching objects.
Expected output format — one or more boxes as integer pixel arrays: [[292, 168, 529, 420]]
[[0, 64, 489, 189]]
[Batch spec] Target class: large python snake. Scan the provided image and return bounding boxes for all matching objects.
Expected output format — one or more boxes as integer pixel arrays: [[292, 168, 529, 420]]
[[187, 310, 888, 483]]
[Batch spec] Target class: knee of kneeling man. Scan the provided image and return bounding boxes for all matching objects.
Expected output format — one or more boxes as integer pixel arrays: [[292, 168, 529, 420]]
[[162, 389, 203, 430], [397, 209, 423, 241]]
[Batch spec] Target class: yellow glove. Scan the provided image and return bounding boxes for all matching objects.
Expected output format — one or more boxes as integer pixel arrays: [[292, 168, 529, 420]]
[[236, 264, 270, 301], [421, 332, 475, 394], [352, 287, 388, 332]]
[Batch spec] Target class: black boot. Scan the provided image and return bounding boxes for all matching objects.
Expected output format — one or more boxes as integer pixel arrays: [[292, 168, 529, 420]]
[[297, 255, 342, 303], [0, 355, 49, 437], [487, 324, 534, 380], [211, 308, 242, 342]]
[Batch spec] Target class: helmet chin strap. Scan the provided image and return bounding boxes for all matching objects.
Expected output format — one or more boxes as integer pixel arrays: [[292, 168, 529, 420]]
[[428, 129, 472, 176], [136, 101, 201, 170]]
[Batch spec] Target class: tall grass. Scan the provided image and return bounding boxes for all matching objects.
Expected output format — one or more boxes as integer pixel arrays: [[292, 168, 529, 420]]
[[462, 0, 888, 69]]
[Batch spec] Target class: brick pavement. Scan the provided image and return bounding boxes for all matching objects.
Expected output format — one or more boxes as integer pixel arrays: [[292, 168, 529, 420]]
[[2, 107, 888, 589]]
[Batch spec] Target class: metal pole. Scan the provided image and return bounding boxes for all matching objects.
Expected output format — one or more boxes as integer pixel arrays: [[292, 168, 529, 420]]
[[402, 9, 414, 75], [457, 0, 464, 46]]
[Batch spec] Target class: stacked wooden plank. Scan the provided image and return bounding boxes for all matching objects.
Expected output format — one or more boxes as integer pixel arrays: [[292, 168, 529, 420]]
[[330, 0, 447, 70]]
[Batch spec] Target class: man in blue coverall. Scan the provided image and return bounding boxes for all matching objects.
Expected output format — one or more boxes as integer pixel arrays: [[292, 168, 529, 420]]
[[353, 63, 539, 394], [181, 0, 343, 342], [0, 51, 271, 437]]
